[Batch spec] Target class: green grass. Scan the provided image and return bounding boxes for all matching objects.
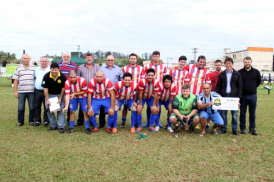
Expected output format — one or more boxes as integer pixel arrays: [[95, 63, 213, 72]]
[[0, 78, 274, 181]]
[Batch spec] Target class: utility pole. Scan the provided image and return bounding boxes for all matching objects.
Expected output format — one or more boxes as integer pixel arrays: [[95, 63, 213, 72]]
[[78, 45, 80, 57], [192, 48, 198, 61]]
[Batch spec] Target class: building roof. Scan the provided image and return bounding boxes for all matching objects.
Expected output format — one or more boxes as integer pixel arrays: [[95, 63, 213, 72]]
[[227, 47, 273, 54]]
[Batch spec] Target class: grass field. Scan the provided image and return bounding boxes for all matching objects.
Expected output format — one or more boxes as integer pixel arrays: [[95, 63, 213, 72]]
[[0, 78, 273, 181]]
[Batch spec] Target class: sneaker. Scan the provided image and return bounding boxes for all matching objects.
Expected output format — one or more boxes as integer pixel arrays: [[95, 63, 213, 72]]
[[29, 121, 35, 126], [106, 128, 112, 134], [120, 122, 126, 128], [149, 127, 157, 132], [155, 126, 160, 132], [85, 128, 91, 135], [35, 122, 41, 127], [189, 126, 195, 134], [158, 123, 164, 128], [91, 127, 99, 132], [130, 127, 136, 133], [112, 128, 117, 134], [47, 127, 58, 131], [195, 125, 200, 130], [249, 129, 258, 136], [59, 128, 65, 133], [66, 128, 74, 133], [240, 129, 246, 134], [44, 122, 49, 127], [136, 127, 142, 133], [205, 124, 210, 131], [143, 123, 149, 128], [167, 127, 174, 133]]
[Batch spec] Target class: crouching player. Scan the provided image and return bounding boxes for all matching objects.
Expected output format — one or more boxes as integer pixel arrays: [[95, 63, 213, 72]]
[[136, 68, 160, 132], [113, 73, 139, 133], [170, 84, 200, 135], [197, 83, 224, 136], [87, 71, 116, 134], [158, 75, 177, 132], [63, 70, 91, 134]]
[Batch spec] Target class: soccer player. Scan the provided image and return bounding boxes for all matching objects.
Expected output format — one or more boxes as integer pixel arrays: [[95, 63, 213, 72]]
[[169, 56, 190, 94], [87, 71, 116, 134], [197, 83, 224, 136], [205, 59, 223, 130], [170, 84, 200, 136], [183, 55, 211, 96], [143, 51, 167, 128], [136, 68, 160, 132], [63, 70, 91, 135], [158, 75, 177, 132], [113, 73, 139, 133], [120, 53, 144, 128]]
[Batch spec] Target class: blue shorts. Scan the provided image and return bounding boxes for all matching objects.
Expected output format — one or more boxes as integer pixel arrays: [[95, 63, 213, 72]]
[[117, 99, 134, 111], [141, 97, 155, 107], [159, 100, 171, 110], [200, 111, 224, 125], [69, 97, 88, 112], [91, 98, 111, 115]]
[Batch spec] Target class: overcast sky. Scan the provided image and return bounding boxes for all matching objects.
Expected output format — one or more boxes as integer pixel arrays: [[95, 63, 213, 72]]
[[1, 0, 274, 63]]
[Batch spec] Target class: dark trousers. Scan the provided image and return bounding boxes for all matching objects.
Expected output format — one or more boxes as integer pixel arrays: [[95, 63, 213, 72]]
[[99, 106, 106, 127], [240, 94, 257, 130], [34, 89, 49, 123], [18, 92, 35, 124]]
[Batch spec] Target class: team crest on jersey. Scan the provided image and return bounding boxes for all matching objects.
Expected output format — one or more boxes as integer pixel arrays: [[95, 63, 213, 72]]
[[173, 72, 176, 76], [93, 86, 97, 90], [119, 89, 123, 92], [190, 69, 195, 73], [144, 86, 147, 89], [57, 79, 61, 83]]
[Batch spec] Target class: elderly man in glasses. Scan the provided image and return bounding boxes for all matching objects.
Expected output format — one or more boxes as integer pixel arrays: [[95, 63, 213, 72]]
[[98, 55, 124, 128]]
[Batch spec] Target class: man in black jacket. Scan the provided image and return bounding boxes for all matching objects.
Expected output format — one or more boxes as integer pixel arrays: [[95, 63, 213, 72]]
[[215, 57, 243, 135], [238, 56, 260, 135]]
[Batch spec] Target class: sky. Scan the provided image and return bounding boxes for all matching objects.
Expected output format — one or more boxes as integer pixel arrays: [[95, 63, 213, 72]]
[[1, 0, 274, 64]]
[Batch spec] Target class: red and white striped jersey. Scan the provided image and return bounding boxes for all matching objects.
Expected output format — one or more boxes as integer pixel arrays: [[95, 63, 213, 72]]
[[88, 78, 114, 99], [114, 81, 137, 100], [65, 77, 87, 98], [169, 66, 190, 94], [138, 78, 160, 100], [158, 83, 177, 102], [183, 64, 211, 95], [143, 63, 167, 83], [122, 64, 145, 84]]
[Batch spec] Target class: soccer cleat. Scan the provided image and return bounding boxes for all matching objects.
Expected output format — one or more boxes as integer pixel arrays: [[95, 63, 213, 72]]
[[66, 128, 74, 133], [185, 125, 190, 131], [136, 127, 142, 133], [149, 127, 157, 132], [142, 123, 149, 128], [85, 128, 91, 135], [195, 125, 200, 130], [130, 127, 136, 133], [112, 128, 117, 134], [120, 122, 126, 128], [167, 127, 174, 133], [155, 126, 160, 132], [106, 128, 112, 134], [91, 127, 99, 132]]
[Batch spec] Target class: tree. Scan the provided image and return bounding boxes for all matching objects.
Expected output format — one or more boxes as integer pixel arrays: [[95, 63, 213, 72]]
[[189, 60, 196, 64], [105, 51, 112, 57]]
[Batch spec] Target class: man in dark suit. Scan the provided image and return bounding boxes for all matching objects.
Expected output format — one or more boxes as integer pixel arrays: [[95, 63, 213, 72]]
[[215, 57, 243, 135]]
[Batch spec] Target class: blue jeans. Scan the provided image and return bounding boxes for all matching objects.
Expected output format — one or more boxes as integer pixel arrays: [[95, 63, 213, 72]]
[[45, 94, 65, 128], [18, 92, 35, 124], [220, 94, 238, 131], [240, 94, 257, 130]]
